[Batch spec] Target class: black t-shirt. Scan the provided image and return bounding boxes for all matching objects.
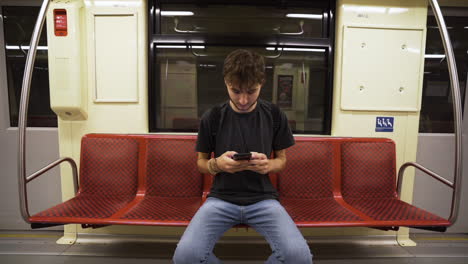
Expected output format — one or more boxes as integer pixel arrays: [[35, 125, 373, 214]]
[[196, 99, 295, 205]]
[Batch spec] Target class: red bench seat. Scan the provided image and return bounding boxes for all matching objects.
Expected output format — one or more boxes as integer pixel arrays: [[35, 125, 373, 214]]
[[277, 138, 449, 229], [29, 134, 450, 231]]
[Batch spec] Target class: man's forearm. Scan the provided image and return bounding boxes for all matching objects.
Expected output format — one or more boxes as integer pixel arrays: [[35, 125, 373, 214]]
[[197, 158, 210, 174], [268, 157, 286, 173]]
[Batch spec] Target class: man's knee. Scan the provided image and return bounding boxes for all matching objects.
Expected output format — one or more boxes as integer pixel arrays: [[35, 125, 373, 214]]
[[173, 240, 206, 264], [282, 243, 313, 264]]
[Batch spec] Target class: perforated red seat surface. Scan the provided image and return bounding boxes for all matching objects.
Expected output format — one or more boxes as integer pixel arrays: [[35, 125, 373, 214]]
[[341, 141, 450, 227], [29, 134, 204, 226], [120, 137, 203, 225], [30, 136, 140, 225], [121, 197, 201, 224], [282, 198, 363, 225], [29, 134, 450, 230], [278, 139, 364, 226], [32, 195, 135, 220], [344, 198, 448, 225]]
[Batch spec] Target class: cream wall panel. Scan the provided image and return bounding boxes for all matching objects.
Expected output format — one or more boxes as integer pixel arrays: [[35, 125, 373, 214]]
[[93, 14, 138, 103], [57, 120, 77, 243], [47, 1, 87, 120], [341, 26, 424, 111], [340, 1, 428, 27]]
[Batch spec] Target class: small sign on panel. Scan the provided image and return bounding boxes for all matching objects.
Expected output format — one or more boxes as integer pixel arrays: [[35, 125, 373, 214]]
[[376, 117, 394, 132]]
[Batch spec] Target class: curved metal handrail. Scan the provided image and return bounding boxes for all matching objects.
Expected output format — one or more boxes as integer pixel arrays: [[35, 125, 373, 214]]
[[174, 18, 205, 33], [428, 0, 463, 226], [18, 0, 51, 223], [27, 158, 79, 190], [189, 45, 208, 57], [264, 47, 283, 59], [174, 17, 304, 36], [397, 162, 454, 193], [273, 20, 304, 36], [188, 45, 283, 59]]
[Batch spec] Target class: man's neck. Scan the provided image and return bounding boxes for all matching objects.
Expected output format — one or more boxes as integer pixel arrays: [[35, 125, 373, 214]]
[[229, 100, 258, 113]]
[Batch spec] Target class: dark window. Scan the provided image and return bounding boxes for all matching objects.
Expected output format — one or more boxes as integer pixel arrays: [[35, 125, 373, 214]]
[[160, 4, 324, 38], [149, 0, 335, 134], [420, 7, 467, 133], [2, 6, 56, 127]]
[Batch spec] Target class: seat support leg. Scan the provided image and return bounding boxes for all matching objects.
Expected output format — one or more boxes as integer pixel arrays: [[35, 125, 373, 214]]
[[397, 228, 417, 247]]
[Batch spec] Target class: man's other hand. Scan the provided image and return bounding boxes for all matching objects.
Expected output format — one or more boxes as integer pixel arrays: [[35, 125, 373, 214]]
[[217, 151, 251, 173], [247, 152, 270, 174]]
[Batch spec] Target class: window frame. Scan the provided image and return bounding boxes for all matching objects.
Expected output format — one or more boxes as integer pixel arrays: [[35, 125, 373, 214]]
[[1, 3, 56, 128], [419, 7, 468, 133], [148, 0, 336, 134]]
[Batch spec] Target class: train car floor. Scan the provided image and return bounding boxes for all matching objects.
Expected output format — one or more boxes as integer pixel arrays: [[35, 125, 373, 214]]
[[0, 231, 468, 263]]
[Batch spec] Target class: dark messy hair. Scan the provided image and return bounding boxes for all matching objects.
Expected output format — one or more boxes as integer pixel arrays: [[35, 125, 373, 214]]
[[223, 49, 265, 89]]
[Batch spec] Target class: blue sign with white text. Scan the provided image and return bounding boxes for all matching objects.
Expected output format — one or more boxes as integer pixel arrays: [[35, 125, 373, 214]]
[[376, 117, 394, 132]]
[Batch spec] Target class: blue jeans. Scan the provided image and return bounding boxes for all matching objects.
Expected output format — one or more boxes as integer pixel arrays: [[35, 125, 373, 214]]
[[173, 197, 313, 264]]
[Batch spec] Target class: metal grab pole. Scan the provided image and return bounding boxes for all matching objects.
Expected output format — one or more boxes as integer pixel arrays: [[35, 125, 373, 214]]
[[429, 0, 463, 225], [18, 0, 50, 223]]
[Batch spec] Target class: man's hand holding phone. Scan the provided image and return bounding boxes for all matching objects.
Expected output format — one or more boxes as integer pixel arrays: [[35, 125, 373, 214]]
[[216, 151, 251, 173], [216, 151, 270, 174], [247, 152, 270, 174]]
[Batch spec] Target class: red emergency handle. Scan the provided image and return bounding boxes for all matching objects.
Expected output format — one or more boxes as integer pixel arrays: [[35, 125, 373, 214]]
[[54, 9, 67, 37]]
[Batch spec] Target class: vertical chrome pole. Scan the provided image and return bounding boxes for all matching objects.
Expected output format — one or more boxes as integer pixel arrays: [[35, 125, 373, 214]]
[[429, 0, 463, 225], [18, 0, 50, 223]]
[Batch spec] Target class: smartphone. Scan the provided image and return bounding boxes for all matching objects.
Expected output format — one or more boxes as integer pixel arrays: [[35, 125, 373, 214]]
[[232, 152, 252, 161]]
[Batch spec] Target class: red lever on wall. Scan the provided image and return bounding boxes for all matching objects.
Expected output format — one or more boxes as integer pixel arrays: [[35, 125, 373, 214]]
[[54, 9, 67, 37]]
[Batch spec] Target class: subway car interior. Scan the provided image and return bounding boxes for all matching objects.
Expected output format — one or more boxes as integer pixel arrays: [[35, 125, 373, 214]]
[[1, 0, 468, 263]]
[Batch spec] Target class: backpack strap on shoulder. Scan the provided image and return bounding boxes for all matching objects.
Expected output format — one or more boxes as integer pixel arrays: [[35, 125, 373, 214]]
[[209, 104, 222, 136], [208, 102, 226, 153], [270, 102, 281, 131]]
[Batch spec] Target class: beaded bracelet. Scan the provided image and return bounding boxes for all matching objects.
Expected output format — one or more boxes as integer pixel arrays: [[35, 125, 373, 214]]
[[212, 158, 220, 173], [207, 158, 220, 175], [207, 158, 215, 175]]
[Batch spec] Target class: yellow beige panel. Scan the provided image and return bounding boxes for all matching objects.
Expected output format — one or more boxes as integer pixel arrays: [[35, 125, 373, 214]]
[[94, 14, 138, 103], [341, 26, 424, 111], [57, 119, 77, 244], [47, 0, 87, 120]]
